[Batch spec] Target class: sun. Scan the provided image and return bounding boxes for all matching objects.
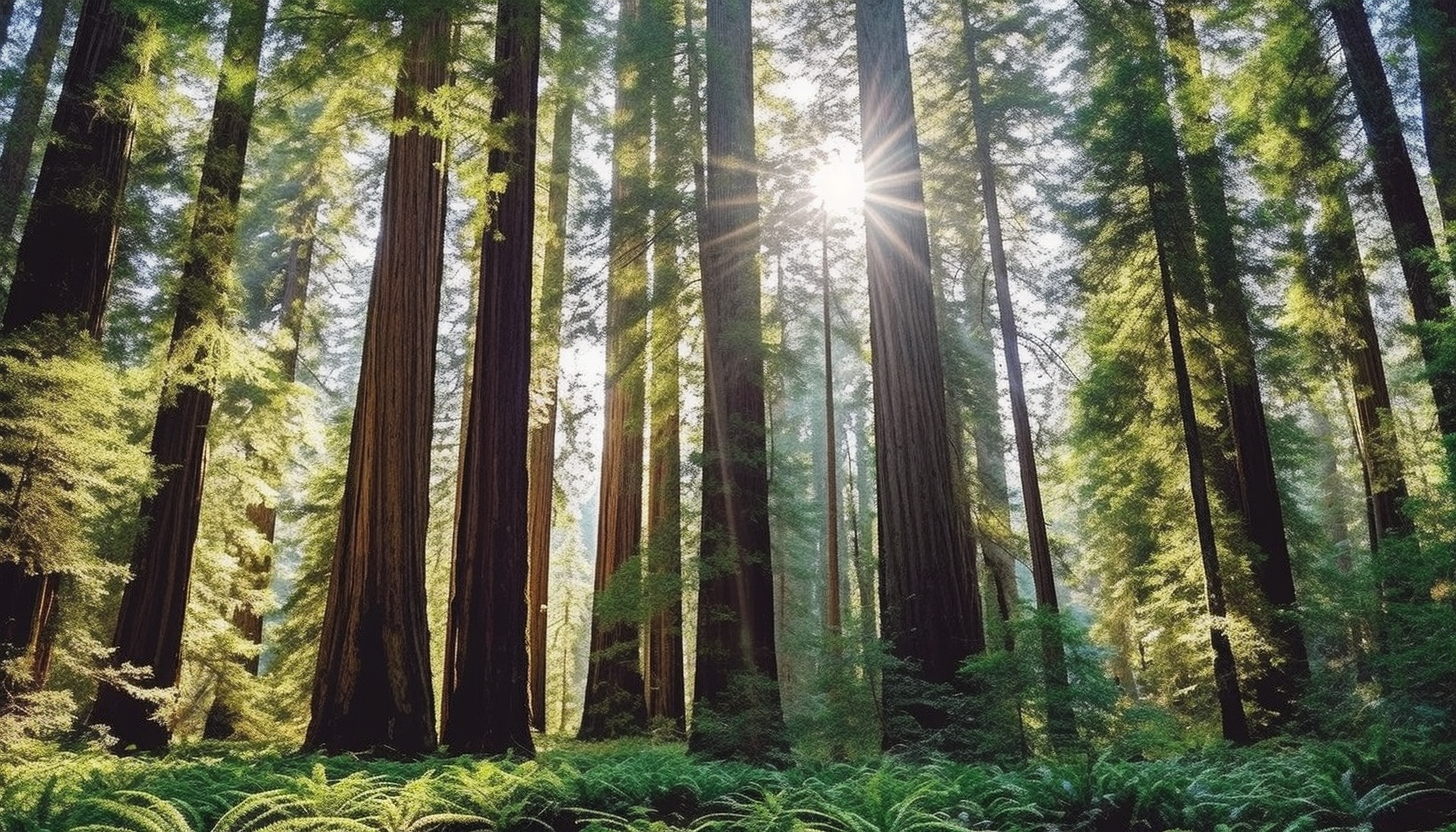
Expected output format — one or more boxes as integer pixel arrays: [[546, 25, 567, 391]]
[[812, 153, 865, 213]]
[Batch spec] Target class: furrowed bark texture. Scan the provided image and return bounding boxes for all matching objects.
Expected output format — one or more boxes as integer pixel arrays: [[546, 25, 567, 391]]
[[304, 12, 450, 755], [580, 0, 650, 740], [1161, 0, 1308, 732], [525, 8, 584, 735], [0, 0, 140, 711], [1410, 0, 1456, 226], [643, 0, 686, 731], [88, 0, 268, 751], [441, 0, 540, 758], [690, 0, 783, 761], [856, 0, 984, 719], [0, 0, 70, 249], [4, 0, 140, 338], [1330, 0, 1456, 458]]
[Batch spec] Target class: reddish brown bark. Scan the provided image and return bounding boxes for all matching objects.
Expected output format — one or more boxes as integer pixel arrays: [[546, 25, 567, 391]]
[[440, 0, 540, 758], [304, 12, 450, 755], [855, 0, 984, 736], [580, 0, 651, 740], [526, 5, 587, 735], [87, 0, 268, 752], [689, 0, 783, 762]]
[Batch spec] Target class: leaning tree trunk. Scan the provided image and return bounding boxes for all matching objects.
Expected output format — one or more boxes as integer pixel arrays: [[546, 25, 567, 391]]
[[303, 11, 451, 756], [0, 0, 70, 251], [440, 0, 540, 758], [1410, 0, 1456, 227], [1148, 159, 1252, 746], [1330, 0, 1456, 464], [579, 0, 651, 741], [0, 0, 142, 712], [525, 6, 585, 735], [1161, 0, 1309, 733], [856, 0, 984, 748], [87, 0, 268, 752], [689, 0, 784, 763], [960, 11, 1077, 748]]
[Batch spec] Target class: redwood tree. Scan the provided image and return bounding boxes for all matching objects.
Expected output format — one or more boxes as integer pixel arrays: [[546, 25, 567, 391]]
[[441, 0, 541, 757], [0, 0, 69, 252], [0, 0, 143, 710], [856, 0, 984, 744], [525, 3, 586, 735], [1330, 0, 1456, 461], [580, 0, 651, 740], [304, 10, 451, 755], [87, 0, 268, 752], [690, 0, 784, 762]]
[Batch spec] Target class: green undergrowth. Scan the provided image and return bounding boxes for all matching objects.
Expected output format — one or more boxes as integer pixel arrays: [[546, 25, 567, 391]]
[[2, 737, 1455, 832]]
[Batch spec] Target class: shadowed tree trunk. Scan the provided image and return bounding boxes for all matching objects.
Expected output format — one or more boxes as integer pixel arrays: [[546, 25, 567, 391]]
[[87, 0, 268, 752], [856, 0, 984, 747], [960, 9, 1076, 748], [1148, 158, 1252, 746], [441, 0, 540, 758], [1161, 0, 1308, 733], [580, 0, 651, 740], [1330, 0, 1456, 463], [304, 11, 450, 755], [1410, 0, 1456, 227], [0, 0, 70, 252], [689, 0, 784, 763], [0, 0, 142, 712], [525, 5, 585, 735]]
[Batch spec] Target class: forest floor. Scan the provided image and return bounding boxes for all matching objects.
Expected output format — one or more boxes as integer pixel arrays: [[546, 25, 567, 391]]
[[2, 735, 1456, 831]]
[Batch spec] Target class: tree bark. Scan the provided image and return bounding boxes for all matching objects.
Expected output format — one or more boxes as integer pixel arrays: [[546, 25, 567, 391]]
[[525, 7, 585, 737], [3, 0, 141, 338], [1161, 0, 1308, 733], [1148, 157, 1252, 746], [856, 0, 984, 745], [88, 0, 268, 752], [303, 12, 450, 756], [643, 0, 686, 726], [441, 0, 540, 758], [0, 0, 70, 252], [689, 0, 783, 762], [960, 11, 1076, 748], [580, 0, 651, 740], [1410, 0, 1456, 227], [1330, 0, 1456, 462]]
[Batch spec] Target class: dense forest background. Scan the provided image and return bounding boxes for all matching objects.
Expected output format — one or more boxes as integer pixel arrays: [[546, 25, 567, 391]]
[[3, 0, 1456, 826]]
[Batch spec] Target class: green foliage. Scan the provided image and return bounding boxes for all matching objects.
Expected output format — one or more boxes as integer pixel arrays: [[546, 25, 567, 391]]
[[2, 740, 1453, 832]]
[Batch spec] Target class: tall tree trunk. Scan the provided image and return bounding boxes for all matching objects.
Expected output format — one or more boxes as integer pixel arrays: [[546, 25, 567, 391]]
[[689, 0, 783, 762], [1148, 159, 1252, 746], [821, 214, 842, 638], [643, 0, 686, 725], [0, 0, 141, 713], [856, 0, 984, 747], [525, 9, 583, 735], [580, 0, 651, 740], [1161, 0, 1309, 732], [0, 0, 70, 252], [441, 0, 540, 758], [87, 0, 268, 752], [960, 12, 1076, 748], [1330, 0, 1456, 462], [1410, 0, 1456, 227], [303, 12, 450, 755]]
